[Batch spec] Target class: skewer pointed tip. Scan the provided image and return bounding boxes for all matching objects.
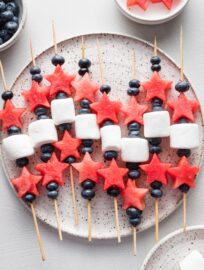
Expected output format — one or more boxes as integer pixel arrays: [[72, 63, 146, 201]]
[[52, 20, 57, 54], [180, 25, 184, 81], [153, 36, 157, 56]]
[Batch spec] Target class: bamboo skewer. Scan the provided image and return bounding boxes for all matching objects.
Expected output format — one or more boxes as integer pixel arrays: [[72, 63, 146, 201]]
[[87, 200, 92, 242], [132, 49, 136, 79], [81, 36, 85, 60], [133, 226, 137, 256], [29, 39, 36, 66], [0, 60, 9, 91], [69, 166, 78, 225], [183, 192, 187, 232], [155, 198, 159, 242], [154, 36, 157, 57], [114, 197, 121, 243], [52, 20, 58, 54], [180, 26, 184, 81], [54, 199, 63, 240]]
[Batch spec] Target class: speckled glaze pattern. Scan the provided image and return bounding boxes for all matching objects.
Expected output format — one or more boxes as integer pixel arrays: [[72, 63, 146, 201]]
[[140, 226, 204, 270], [1, 33, 203, 239]]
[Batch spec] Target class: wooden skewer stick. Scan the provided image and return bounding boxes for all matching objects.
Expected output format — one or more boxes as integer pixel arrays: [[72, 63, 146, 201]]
[[155, 198, 159, 242], [132, 49, 136, 79], [96, 37, 105, 85], [54, 199, 63, 240], [30, 203, 46, 261], [114, 197, 121, 243], [180, 26, 184, 81], [69, 166, 79, 225], [133, 226, 137, 256], [81, 36, 85, 60], [52, 20, 58, 54], [0, 60, 9, 91], [183, 192, 187, 232], [153, 36, 157, 57], [29, 39, 36, 66], [87, 200, 92, 242]]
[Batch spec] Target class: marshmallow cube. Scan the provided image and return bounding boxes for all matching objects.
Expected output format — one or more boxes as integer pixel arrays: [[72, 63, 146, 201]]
[[179, 250, 204, 270], [144, 111, 170, 138], [170, 123, 199, 149], [28, 119, 58, 148], [2, 134, 34, 160], [75, 114, 100, 139], [100, 125, 121, 152], [51, 98, 75, 125], [121, 137, 149, 162]]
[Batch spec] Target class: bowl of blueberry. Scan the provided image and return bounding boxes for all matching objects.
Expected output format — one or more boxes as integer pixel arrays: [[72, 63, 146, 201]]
[[0, 0, 27, 51]]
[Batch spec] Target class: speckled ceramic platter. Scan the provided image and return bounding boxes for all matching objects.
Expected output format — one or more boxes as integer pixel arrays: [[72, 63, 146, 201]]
[[140, 226, 204, 270], [1, 33, 204, 239]]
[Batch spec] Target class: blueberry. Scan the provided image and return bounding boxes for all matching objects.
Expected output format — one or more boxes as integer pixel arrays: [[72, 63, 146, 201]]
[[58, 123, 72, 132], [79, 108, 91, 114], [46, 181, 59, 191], [0, 1, 6, 12], [30, 66, 41, 75], [0, 10, 13, 22], [179, 184, 190, 193], [151, 189, 163, 198], [78, 68, 89, 76], [64, 156, 76, 164], [0, 37, 3, 44], [41, 144, 54, 153], [48, 190, 58, 199], [149, 137, 162, 146], [34, 106, 47, 116], [152, 98, 163, 107], [81, 180, 96, 189], [41, 152, 52, 162], [126, 162, 139, 170], [78, 58, 91, 68], [178, 117, 188, 124], [129, 217, 141, 227], [81, 189, 95, 200], [80, 99, 91, 108], [150, 56, 161, 65], [56, 91, 68, 99], [32, 74, 43, 83], [12, 16, 18, 23], [101, 120, 114, 126], [16, 157, 29, 168], [128, 122, 140, 131], [128, 170, 140, 179], [150, 145, 161, 154], [51, 54, 65, 66], [2, 90, 13, 100], [24, 193, 36, 203], [100, 84, 111, 94], [177, 149, 191, 158], [0, 29, 8, 39], [103, 150, 118, 161], [38, 114, 49, 120], [151, 64, 161, 72], [128, 130, 140, 137], [81, 146, 93, 154], [175, 81, 190, 92], [150, 181, 162, 189], [7, 126, 21, 135], [127, 87, 140, 96], [82, 139, 93, 147], [152, 106, 163, 112], [129, 79, 140, 88], [107, 186, 120, 197], [6, 2, 19, 16], [126, 207, 142, 218]]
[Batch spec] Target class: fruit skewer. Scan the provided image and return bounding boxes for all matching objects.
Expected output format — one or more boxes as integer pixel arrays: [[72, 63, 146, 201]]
[[0, 61, 45, 261]]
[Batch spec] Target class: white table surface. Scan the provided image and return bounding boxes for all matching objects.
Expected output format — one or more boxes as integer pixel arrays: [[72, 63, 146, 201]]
[[0, 0, 204, 269]]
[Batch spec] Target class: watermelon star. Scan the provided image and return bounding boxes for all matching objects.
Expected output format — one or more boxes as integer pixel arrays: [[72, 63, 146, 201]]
[[122, 180, 148, 210], [45, 65, 76, 97], [90, 93, 121, 125], [142, 72, 172, 102], [0, 100, 26, 130], [121, 96, 148, 125], [72, 152, 103, 184], [35, 153, 69, 187], [11, 167, 42, 198], [127, 0, 149, 10], [97, 159, 128, 191], [53, 131, 81, 162], [71, 73, 100, 102], [151, 0, 173, 10], [140, 154, 172, 185], [167, 156, 199, 189], [168, 93, 200, 123], [22, 80, 50, 112]]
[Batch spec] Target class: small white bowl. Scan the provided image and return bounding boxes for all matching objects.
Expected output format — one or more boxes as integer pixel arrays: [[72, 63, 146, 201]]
[[115, 0, 190, 25], [0, 0, 27, 52]]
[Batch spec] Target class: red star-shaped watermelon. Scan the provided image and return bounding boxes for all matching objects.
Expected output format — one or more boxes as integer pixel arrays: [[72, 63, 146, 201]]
[[121, 96, 148, 125], [151, 0, 173, 10], [53, 131, 81, 161], [35, 153, 69, 187], [45, 65, 76, 97], [127, 0, 149, 10], [22, 80, 50, 112], [11, 167, 42, 198], [90, 93, 121, 125], [122, 180, 148, 210], [168, 93, 200, 123], [142, 72, 172, 102], [97, 159, 128, 191], [0, 100, 26, 130], [140, 154, 172, 185], [72, 152, 103, 184], [71, 73, 100, 102], [167, 157, 199, 189]]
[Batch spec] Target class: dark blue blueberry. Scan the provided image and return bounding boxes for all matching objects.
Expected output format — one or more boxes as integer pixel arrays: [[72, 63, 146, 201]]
[[81, 180, 96, 189], [175, 81, 190, 92], [41, 144, 54, 153], [129, 217, 141, 227], [32, 73, 43, 83], [0, 29, 8, 39], [64, 156, 76, 164], [126, 207, 142, 218], [100, 84, 111, 94], [129, 79, 140, 88], [82, 139, 93, 147], [16, 157, 29, 168], [149, 137, 162, 146], [0, 37, 3, 45], [128, 122, 140, 131], [150, 145, 161, 154], [78, 68, 89, 76], [178, 117, 189, 123], [177, 149, 191, 158], [38, 115, 49, 120], [34, 106, 47, 116], [151, 189, 163, 198], [41, 152, 52, 162], [150, 181, 162, 189], [58, 123, 72, 131], [103, 150, 118, 161], [127, 87, 140, 96], [107, 186, 120, 197], [150, 56, 161, 65], [51, 54, 65, 66], [80, 99, 91, 108], [78, 58, 91, 68], [102, 120, 114, 126], [46, 181, 59, 191], [0, 1, 6, 12], [128, 130, 140, 137], [2, 90, 13, 100], [0, 10, 13, 22], [128, 170, 141, 179], [81, 189, 95, 200], [179, 184, 190, 193], [48, 190, 58, 199], [81, 146, 93, 154], [7, 126, 21, 135], [30, 66, 41, 75], [151, 64, 161, 72], [152, 106, 163, 112], [152, 98, 163, 107], [24, 193, 36, 203], [126, 162, 139, 170], [6, 2, 19, 16], [79, 108, 91, 114], [12, 16, 18, 23], [56, 91, 68, 99]]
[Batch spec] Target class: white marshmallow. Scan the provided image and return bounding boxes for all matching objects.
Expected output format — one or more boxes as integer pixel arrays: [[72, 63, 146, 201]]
[[144, 111, 170, 138], [170, 123, 199, 149], [75, 114, 100, 139], [2, 134, 34, 160], [51, 98, 75, 125], [179, 250, 204, 270], [100, 125, 121, 152], [28, 119, 58, 148], [121, 137, 149, 162]]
